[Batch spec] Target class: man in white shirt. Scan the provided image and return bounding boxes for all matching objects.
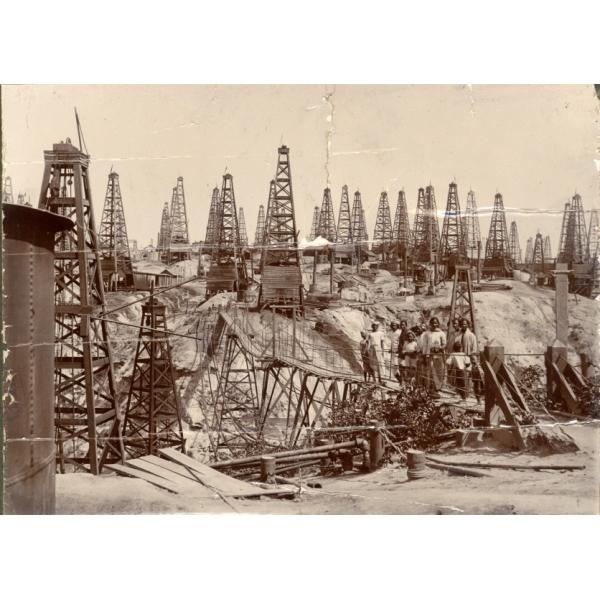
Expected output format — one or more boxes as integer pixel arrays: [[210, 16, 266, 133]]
[[423, 317, 446, 397], [367, 322, 385, 384], [389, 322, 402, 382]]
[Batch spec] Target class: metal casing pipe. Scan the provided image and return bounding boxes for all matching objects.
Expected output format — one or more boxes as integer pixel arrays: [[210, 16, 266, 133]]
[[2, 204, 72, 514]]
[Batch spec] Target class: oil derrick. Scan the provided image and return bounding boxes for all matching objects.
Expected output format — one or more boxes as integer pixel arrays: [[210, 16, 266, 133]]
[[212, 331, 260, 453], [38, 139, 123, 474], [558, 194, 587, 264], [372, 191, 393, 261], [204, 187, 220, 253], [122, 290, 185, 458], [206, 174, 248, 298], [439, 182, 467, 270], [530, 233, 545, 274], [557, 201, 570, 262], [238, 206, 248, 246], [157, 202, 171, 261], [464, 190, 481, 261], [336, 185, 353, 243], [3, 176, 14, 203], [587, 209, 599, 260], [309, 206, 320, 241], [509, 221, 522, 265], [317, 187, 337, 241], [98, 171, 134, 291], [167, 176, 190, 263], [524, 237, 534, 265], [254, 204, 266, 246], [392, 189, 411, 255], [483, 193, 512, 276], [448, 266, 477, 337], [412, 186, 440, 262], [351, 190, 367, 262], [543, 235, 553, 262], [258, 145, 304, 310]]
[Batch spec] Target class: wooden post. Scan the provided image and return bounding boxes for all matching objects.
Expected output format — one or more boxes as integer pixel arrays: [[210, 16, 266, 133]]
[[271, 307, 276, 357], [477, 240, 481, 284], [579, 353, 594, 379], [483, 341, 504, 426], [368, 420, 385, 471], [545, 339, 579, 413], [311, 250, 318, 292], [553, 266, 570, 345], [291, 306, 297, 359], [329, 246, 334, 295]]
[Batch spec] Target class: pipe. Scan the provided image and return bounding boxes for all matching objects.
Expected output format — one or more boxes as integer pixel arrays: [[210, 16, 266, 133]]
[[209, 439, 365, 469]]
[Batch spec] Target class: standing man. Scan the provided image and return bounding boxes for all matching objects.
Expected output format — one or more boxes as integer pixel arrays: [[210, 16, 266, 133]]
[[459, 319, 480, 399], [422, 317, 447, 398], [367, 322, 386, 384], [389, 322, 402, 382], [446, 318, 460, 386], [359, 330, 374, 383]]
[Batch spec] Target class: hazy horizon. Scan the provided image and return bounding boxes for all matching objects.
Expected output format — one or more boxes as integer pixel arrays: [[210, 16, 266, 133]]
[[2, 84, 598, 252]]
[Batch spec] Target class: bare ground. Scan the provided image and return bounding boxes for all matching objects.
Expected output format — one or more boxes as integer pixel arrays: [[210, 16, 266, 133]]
[[56, 421, 599, 515]]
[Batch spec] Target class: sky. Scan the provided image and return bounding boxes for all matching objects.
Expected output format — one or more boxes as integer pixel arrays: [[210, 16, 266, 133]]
[[2, 85, 598, 252]]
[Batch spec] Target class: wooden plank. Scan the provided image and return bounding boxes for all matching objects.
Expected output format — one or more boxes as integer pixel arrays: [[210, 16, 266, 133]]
[[499, 363, 530, 412], [552, 363, 579, 413], [158, 448, 289, 498], [135, 454, 212, 483], [482, 360, 526, 450], [126, 457, 217, 498], [105, 463, 182, 494]]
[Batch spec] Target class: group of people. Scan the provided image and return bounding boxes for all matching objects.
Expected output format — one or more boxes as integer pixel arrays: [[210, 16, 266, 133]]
[[359, 317, 481, 400]]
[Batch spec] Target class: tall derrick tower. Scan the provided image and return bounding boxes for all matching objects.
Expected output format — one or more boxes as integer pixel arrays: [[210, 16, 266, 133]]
[[463, 190, 481, 262], [121, 290, 185, 458], [317, 187, 337, 242], [254, 203, 266, 246], [439, 182, 467, 269], [258, 145, 303, 311], [38, 139, 123, 474], [336, 185, 353, 243], [558, 194, 587, 264], [351, 190, 367, 262], [557, 201, 570, 262], [509, 221, 522, 265], [309, 206, 321, 241], [372, 191, 393, 260], [335, 185, 354, 264], [412, 186, 440, 262], [483, 193, 512, 276], [2, 175, 14, 203], [204, 187, 220, 253], [98, 171, 134, 290], [392, 189, 411, 255], [206, 173, 247, 298], [543, 235, 553, 262], [238, 206, 248, 246], [530, 232, 545, 274], [167, 176, 190, 264], [587, 209, 599, 261], [158, 202, 171, 261]]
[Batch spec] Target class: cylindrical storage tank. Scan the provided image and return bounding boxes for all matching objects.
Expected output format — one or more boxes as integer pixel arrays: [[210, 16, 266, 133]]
[[2, 204, 72, 514]]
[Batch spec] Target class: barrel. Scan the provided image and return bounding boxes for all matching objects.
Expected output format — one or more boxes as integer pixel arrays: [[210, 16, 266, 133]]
[[406, 449, 427, 480], [2, 204, 72, 514]]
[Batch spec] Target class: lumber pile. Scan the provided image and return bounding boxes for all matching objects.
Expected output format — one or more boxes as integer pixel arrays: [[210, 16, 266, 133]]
[[106, 448, 297, 499]]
